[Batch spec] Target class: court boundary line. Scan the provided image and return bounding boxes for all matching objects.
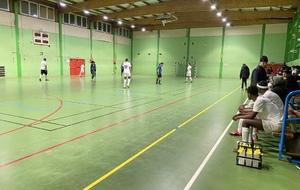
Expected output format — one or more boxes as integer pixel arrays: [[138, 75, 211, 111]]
[[0, 90, 209, 169], [0, 95, 63, 136], [184, 96, 247, 190], [83, 87, 239, 190]]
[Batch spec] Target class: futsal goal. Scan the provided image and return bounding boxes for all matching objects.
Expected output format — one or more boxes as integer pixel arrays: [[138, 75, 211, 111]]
[[174, 62, 198, 77]]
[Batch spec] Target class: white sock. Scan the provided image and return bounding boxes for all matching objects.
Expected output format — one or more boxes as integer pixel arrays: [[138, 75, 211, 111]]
[[123, 79, 126, 87], [127, 78, 131, 86], [190, 77, 192, 81], [237, 119, 243, 133], [248, 127, 253, 143], [242, 127, 249, 142]]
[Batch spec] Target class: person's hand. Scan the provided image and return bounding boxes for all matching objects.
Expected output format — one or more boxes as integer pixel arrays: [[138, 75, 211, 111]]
[[232, 115, 238, 121]]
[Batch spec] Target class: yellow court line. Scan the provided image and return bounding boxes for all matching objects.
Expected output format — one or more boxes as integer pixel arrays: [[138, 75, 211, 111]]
[[83, 87, 239, 190]]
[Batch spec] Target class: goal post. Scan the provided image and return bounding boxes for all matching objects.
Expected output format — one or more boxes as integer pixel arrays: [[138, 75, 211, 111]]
[[174, 62, 197, 77]]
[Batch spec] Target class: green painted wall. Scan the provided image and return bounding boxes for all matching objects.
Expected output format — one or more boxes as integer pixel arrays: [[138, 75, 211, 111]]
[[222, 35, 261, 79], [0, 25, 16, 77], [132, 38, 157, 75], [0, 12, 289, 79], [190, 36, 223, 78]]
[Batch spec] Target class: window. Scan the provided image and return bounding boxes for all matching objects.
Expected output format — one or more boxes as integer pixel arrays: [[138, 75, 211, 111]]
[[70, 13, 75, 25], [0, 0, 9, 11], [21, 1, 29, 15], [63, 13, 69, 23], [63, 13, 88, 28], [97, 22, 102, 31], [117, 27, 130, 38], [82, 17, 87, 27], [30, 2, 38, 17], [93, 21, 111, 34], [76, 15, 81, 26], [47, 7, 54, 20], [40, 5, 47, 18], [103, 23, 107, 32], [20, 1, 55, 21]]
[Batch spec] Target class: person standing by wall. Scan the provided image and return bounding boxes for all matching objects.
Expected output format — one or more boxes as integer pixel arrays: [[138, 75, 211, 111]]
[[240, 63, 250, 90], [39, 58, 48, 81], [122, 58, 132, 88], [79, 62, 85, 77], [156, 62, 164, 85], [250, 55, 268, 86], [185, 63, 193, 83], [90, 59, 96, 81]]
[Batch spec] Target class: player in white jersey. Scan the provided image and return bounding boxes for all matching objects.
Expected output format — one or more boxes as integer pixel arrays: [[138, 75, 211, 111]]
[[39, 58, 48, 81], [185, 63, 192, 83], [79, 63, 85, 77], [122, 58, 132, 88]]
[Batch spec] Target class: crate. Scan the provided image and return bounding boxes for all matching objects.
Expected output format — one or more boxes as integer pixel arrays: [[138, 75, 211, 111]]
[[236, 141, 263, 169]]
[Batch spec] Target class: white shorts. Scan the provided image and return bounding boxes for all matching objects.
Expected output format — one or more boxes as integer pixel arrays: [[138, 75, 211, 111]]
[[262, 120, 282, 133], [186, 71, 191, 77], [123, 72, 131, 77]]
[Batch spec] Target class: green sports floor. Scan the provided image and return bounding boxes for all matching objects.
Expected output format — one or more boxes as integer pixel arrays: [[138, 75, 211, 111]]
[[0, 75, 298, 190]]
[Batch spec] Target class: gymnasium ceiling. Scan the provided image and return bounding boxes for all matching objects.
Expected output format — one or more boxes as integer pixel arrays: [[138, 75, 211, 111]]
[[36, 0, 300, 31]]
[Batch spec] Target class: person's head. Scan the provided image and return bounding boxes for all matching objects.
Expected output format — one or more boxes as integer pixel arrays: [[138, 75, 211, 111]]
[[270, 75, 284, 86], [283, 70, 291, 79], [90, 59, 93, 63], [125, 58, 128, 62], [256, 80, 269, 95], [247, 86, 258, 100], [43, 58, 46, 61], [259, 55, 268, 68], [160, 62, 164, 66]]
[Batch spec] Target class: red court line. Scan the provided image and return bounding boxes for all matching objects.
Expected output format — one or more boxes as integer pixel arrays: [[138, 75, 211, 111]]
[[0, 90, 208, 169], [0, 95, 63, 136]]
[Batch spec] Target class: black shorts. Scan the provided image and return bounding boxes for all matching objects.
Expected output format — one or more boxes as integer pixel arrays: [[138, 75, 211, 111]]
[[157, 73, 162, 78], [41, 70, 48, 75]]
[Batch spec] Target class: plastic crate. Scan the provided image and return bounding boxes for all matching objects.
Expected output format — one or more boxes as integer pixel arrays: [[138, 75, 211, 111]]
[[236, 141, 263, 169]]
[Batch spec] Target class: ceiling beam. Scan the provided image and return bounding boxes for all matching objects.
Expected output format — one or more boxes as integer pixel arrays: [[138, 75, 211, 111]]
[[60, 0, 141, 13], [216, 0, 300, 9], [105, 0, 210, 19], [144, 18, 292, 31], [119, 10, 295, 27]]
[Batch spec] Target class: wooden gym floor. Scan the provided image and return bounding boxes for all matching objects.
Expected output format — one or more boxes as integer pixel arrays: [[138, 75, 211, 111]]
[[0, 75, 298, 190]]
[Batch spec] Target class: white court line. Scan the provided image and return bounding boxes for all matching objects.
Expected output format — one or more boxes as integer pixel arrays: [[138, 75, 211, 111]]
[[184, 99, 248, 190]]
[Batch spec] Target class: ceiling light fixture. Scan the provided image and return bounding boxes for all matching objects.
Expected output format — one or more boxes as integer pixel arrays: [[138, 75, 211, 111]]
[[204, 0, 231, 27], [131, 25, 135, 28], [59, 2, 66, 7], [103, 16, 108, 20], [83, 10, 89, 14], [117, 20, 123, 25], [141, 28, 146, 32]]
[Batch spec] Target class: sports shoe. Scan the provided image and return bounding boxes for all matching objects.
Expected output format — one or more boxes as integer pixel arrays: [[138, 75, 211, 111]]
[[45, 79, 49, 81], [229, 129, 242, 136], [296, 164, 300, 170], [39, 78, 41, 81], [232, 148, 238, 153]]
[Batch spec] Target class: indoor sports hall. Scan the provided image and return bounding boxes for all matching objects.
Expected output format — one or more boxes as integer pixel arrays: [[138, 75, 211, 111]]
[[1, 1, 300, 190]]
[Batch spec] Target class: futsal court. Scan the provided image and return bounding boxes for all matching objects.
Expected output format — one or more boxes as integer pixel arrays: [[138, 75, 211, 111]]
[[0, 75, 298, 190]]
